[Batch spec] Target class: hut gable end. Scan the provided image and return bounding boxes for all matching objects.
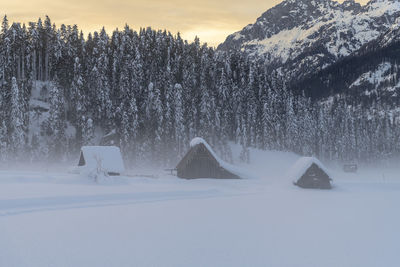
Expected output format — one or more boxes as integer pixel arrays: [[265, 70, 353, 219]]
[[78, 152, 85, 166], [176, 138, 240, 179], [288, 157, 332, 189], [177, 144, 218, 170]]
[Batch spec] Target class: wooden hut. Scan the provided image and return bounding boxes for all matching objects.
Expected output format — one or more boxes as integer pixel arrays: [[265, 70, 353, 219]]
[[289, 157, 332, 189], [343, 164, 358, 173], [176, 138, 240, 179], [77, 146, 125, 176]]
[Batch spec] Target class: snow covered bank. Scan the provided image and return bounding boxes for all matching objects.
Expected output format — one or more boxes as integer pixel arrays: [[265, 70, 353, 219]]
[[1, 149, 400, 267]]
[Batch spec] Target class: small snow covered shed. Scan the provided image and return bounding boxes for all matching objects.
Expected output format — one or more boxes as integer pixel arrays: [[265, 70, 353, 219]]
[[78, 146, 125, 176], [289, 157, 332, 189], [176, 138, 240, 179]]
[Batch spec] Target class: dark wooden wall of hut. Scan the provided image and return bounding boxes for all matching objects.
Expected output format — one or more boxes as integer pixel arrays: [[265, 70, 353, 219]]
[[296, 163, 331, 189], [177, 144, 239, 179], [78, 152, 85, 166]]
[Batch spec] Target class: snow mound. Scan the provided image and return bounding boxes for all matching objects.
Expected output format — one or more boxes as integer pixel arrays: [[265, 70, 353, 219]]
[[286, 157, 331, 182], [190, 137, 251, 179]]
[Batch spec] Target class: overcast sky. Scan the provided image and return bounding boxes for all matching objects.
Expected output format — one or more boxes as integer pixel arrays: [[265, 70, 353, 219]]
[[3, 0, 368, 47]]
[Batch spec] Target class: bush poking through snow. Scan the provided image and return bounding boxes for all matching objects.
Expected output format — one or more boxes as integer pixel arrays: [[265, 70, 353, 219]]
[[85, 156, 110, 183]]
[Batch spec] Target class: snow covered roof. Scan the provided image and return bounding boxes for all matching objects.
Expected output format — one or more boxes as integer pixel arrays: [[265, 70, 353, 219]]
[[287, 157, 331, 182], [188, 137, 249, 179], [190, 137, 209, 147], [80, 146, 125, 174]]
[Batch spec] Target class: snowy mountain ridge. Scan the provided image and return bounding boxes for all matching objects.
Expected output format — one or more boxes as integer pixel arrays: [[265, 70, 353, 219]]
[[218, 0, 400, 81]]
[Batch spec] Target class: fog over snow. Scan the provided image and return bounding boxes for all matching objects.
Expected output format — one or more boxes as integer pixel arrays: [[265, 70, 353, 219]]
[[0, 145, 399, 267]]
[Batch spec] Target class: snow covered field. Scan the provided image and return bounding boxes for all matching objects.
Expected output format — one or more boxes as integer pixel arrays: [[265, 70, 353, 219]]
[[1, 148, 400, 267]]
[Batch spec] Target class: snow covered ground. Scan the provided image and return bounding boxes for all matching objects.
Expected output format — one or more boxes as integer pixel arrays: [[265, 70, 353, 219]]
[[1, 148, 400, 267]]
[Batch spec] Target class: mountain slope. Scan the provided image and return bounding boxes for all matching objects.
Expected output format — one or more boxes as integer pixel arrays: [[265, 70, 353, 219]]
[[218, 0, 400, 82], [291, 39, 400, 106]]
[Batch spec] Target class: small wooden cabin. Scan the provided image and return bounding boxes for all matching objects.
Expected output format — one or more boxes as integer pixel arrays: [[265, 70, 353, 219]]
[[78, 146, 125, 176], [176, 138, 240, 179], [289, 157, 332, 189], [343, 164, 358, 173]]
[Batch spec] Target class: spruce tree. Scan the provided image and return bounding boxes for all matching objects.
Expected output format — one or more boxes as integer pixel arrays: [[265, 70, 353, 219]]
[[10, 77, 25, 159]]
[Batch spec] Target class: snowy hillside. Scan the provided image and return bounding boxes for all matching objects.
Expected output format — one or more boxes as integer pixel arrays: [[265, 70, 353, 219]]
[[28, 81, 78, 162], [292, 39, 400, 105], [219, 0, 400, 81], [1, 149, 400, 267], [349, 62, 400, 97]]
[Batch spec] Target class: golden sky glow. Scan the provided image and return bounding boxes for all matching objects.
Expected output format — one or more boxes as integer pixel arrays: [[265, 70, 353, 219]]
[[3, 0, 369, 47]]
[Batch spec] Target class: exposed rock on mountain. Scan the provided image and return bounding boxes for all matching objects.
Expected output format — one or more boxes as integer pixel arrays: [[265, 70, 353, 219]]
[[219, 0, 400, 82]]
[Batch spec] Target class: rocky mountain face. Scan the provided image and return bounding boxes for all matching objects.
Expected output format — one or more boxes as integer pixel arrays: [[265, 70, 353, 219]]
[[292, 41, 400, 105], [218, 0, 400, 84]]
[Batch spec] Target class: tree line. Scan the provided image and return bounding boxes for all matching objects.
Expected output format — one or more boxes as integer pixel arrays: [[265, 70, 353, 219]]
[[0, 16, 399, 166]]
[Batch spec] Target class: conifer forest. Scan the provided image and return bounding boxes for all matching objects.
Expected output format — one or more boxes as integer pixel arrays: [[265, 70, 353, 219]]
[[0, 15, 399, 166]]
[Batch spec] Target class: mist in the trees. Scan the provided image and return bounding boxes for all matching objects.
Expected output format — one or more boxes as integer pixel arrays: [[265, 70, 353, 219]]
[[0, 15, 399, 167]]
